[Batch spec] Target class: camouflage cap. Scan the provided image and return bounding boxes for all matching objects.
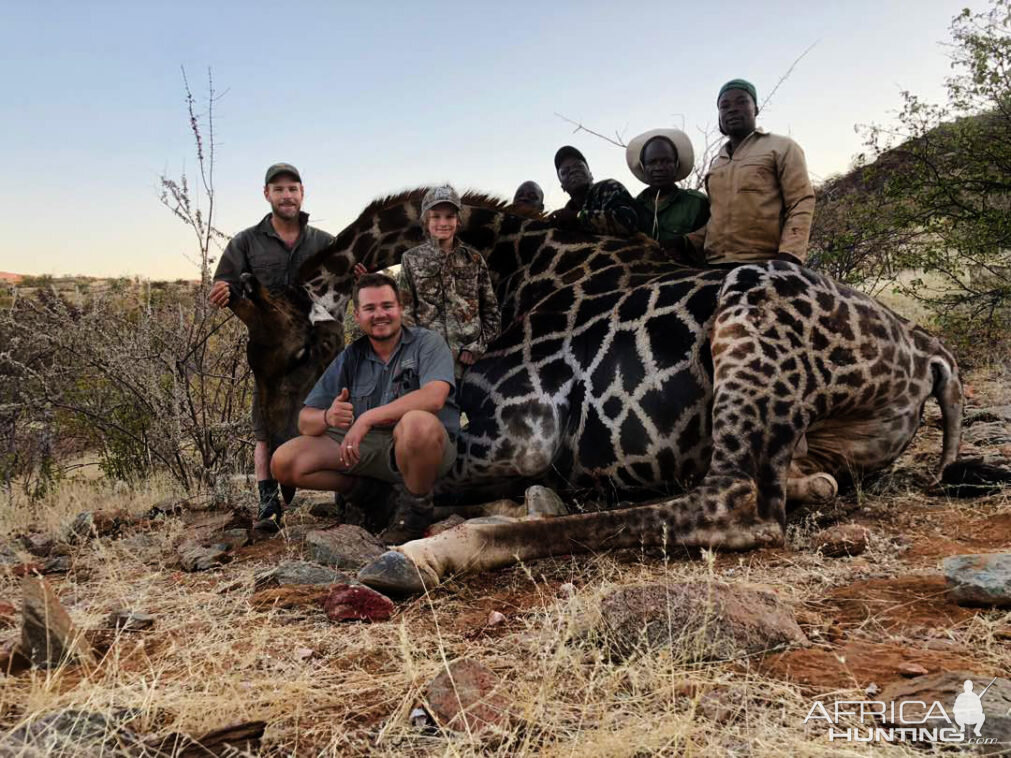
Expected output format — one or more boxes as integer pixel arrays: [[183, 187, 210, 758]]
[[421, 185, 462, 216], [264, 162, 302, 184]]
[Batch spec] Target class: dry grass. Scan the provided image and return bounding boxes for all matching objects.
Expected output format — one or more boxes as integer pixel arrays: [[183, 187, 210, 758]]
[[0, 370, 1009, 756]]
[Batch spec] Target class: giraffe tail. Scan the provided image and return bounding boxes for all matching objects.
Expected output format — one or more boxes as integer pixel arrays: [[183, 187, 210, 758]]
[[930, 353, 963, 477]]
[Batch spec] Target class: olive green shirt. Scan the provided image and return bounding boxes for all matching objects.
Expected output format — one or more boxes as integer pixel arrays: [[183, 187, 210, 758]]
[[213, 212, 335, 294], [635, 187, 710, 242]]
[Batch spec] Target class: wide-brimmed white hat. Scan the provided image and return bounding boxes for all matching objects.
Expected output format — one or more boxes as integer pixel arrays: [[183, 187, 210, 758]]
[[625, 128, 694, 184]]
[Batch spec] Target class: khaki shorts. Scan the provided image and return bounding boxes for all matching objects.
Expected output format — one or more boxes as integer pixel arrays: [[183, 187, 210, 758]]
[[325, 426, 456, 484]]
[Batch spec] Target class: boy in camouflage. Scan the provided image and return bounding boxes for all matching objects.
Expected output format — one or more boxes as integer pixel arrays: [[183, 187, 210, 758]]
[[397, 185, 501, 378]]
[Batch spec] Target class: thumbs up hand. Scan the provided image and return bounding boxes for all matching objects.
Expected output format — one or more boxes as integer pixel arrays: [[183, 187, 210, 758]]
[[325, 388, 354, 429]]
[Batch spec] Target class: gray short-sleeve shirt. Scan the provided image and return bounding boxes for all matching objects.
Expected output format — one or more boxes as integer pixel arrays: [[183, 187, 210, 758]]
[[304, 326, 460, 437]]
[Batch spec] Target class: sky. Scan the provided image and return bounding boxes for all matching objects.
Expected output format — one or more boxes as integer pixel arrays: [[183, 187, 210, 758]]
[[0, 0, 986, 280]]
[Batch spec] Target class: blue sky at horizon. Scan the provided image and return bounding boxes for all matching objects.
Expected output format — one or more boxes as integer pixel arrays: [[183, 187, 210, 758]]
[[1, 0, 984, 280]]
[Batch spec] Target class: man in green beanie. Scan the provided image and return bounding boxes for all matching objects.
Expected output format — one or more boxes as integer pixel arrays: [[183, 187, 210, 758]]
[[686, 79, 815, 266]]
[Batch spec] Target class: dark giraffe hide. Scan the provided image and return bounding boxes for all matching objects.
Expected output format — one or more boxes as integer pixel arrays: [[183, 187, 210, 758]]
[[227, 189, 964, 592]]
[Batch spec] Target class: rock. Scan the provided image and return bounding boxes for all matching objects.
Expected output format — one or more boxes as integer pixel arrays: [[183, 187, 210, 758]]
[[425, 660, 511, 733], [812, 524, 870, 557], [249, 585, 331, 610], [323, 584, 395, 622], [487, 611, 506, 627], [21, 576, 94, 667], [426, 514, 465, 537], [943, 554, 1011, 606], [150, 720, 266, 757], [965, 405, 1011, 425], [21, 533, 54, 557], [898, 662, 929, 677], [306, 525, 385, 570], [559, 582, 577, 598], [0, 709, 145, 756], [0, 639, 31, 675], [586, 582, 808, 661], [524, 485, 568, 517], [309, 500, 340, 519], [253, 561, 354, 592], [64, 509, 128, 544], [879, 671, 1011, 751], [41, 556, 72, 574], [177, 543, 231, 572], [107, 610, 155, 631], [0, 540, 24, 566], [213, 528, 250, 551]]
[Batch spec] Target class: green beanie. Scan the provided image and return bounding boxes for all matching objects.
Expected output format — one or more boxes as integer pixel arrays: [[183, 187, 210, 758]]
[[718, 79, 757, 105]]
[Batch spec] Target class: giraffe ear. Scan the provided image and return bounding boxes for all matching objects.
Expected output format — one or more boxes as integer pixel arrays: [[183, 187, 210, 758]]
[[230, 273, 266, 327], [240, 272, 266, 303]]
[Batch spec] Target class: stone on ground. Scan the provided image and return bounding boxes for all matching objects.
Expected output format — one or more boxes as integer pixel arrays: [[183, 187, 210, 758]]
[[213, 528, 250, 551], [524, 485, 568, 517], [253, 561, 354, 592], [0, 540, 24, 566], [584, 582, 808, 661], [0, 709, 145, 757], [64, 509, 128, 544], [309, 500, 340, 519], [943, 553, 1011, 606], [306, 525, 385, 570], [425, 659, 512, 734], [177, 543, 232, 572], [107, 610, 156, 631], [21, 576, 94, 667], [323, 584, 395, 622], [812, 524, 870, 557]]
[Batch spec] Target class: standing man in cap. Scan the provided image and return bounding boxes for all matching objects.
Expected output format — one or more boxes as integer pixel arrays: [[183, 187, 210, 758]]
[[686, 79, 815, 266], [209, 162, 335, 531], [549, 146, 640, 236], [511, 180, 545, 213], [397, 185, 500, 379], [626, 128, 709, 250]]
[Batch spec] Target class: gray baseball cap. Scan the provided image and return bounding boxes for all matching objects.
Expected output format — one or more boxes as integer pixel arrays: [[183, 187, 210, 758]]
[[421, 185, 462, 216], [264, 162, 302, 184]]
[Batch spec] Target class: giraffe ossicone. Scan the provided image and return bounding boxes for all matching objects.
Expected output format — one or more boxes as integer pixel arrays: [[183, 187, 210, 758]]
[[230, 189, 963, 594]]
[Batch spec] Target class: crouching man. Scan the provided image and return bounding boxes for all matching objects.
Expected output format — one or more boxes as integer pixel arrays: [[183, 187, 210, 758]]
[[271, 273, 459, 544]]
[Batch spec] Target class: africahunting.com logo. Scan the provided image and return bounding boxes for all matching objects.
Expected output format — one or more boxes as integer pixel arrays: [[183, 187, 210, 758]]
[[805, 678, 1001, 746]]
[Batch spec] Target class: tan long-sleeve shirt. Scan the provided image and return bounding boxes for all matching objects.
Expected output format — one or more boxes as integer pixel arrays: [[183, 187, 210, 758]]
[[688, 130, 815, 264]]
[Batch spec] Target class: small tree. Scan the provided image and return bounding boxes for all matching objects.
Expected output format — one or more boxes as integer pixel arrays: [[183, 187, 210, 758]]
[[852, 0, 1011, 352]]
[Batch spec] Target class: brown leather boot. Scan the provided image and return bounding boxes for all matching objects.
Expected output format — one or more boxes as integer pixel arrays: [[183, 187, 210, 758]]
[[379, 487, 434, 546]]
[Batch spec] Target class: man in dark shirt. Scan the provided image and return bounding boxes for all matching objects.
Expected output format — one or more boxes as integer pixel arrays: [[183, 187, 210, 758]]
[[548, 145, 640, 236], [209, 163, 335, 530], [271, 273, 459, 544]]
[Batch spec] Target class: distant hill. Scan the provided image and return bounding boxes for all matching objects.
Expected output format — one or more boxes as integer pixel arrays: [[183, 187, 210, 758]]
[[0, 271, 23, 283]]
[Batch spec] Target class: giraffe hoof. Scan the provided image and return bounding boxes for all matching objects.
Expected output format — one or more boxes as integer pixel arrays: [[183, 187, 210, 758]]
[[358, 551, 436, 595], [809, 473, 839, 502]]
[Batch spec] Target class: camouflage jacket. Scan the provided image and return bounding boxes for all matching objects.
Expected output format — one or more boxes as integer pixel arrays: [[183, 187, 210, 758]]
[[397, 240, 501, 361], [565, 179, 640, 237]]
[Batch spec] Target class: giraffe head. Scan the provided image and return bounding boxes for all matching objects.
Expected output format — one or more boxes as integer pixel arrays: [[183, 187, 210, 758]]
[[230, 273, 343, 452]]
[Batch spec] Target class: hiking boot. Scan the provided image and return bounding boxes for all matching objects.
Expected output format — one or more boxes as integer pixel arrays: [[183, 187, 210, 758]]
[[254, 479, 284, 533], [379, 487, 434, 546]]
